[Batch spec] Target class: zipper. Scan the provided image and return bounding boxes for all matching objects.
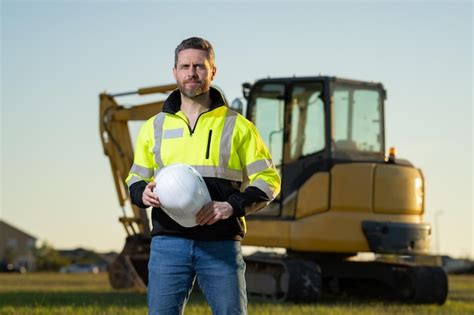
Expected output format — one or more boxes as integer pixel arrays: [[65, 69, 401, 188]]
[[190, 112, 208, 135], [174, 111, 208, 136], [206, 129, 213, 159], [172, 114, 192, 134]]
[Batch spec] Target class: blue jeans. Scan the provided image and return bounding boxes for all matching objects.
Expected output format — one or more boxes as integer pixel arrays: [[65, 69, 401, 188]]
[[148, 235, 247, 315]]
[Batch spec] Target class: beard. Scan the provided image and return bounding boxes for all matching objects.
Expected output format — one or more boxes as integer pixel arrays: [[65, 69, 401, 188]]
[[177, 80, 210, 99]]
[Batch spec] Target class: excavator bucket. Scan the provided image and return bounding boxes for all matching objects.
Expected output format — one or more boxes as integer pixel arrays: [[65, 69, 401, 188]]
[[108, 235, 150, 290]]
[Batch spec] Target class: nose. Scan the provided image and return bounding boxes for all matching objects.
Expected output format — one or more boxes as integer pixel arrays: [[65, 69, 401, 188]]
[[187, 68, 198, 79]]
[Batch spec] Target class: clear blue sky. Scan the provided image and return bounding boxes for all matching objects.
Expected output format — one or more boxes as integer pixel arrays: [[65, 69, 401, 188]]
[[1, 1, 472, 257]]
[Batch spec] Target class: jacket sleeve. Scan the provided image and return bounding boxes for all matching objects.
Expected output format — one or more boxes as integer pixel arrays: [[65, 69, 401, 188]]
[[126, 118, 156, 208], [227, 118, 281, 216], [129, 181, 148, 208]]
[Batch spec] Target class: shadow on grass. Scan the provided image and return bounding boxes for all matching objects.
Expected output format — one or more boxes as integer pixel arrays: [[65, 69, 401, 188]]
[[248, 294, 381, 306], [0, 290, 212, 308], [0, 291, 147, 307]]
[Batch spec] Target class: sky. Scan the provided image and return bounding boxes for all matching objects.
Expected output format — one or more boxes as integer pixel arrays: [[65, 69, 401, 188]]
[[1, 0, 472, 258]]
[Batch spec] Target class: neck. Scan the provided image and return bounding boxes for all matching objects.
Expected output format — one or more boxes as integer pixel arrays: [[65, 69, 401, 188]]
[[180, 91, 212, 116]]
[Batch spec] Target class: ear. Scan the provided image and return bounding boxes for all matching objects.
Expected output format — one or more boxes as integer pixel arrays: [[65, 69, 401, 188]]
[[172, 67, 177, 81], [210, 66, 217, 81]]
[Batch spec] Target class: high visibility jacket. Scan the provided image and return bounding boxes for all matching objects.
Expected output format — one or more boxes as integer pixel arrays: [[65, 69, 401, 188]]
[[126, 87, 281, 241]]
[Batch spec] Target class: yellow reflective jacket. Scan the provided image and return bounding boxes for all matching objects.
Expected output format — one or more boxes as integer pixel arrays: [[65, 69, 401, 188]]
[[126, 87, 280, 240]]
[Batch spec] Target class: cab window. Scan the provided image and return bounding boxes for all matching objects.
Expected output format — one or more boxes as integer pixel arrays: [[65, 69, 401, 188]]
[[290, 83, 325, 160], [250, 83, 285, 169], [332, 85, 383, 159]]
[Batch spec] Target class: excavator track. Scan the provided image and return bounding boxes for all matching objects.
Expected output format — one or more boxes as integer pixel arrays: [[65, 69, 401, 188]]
[[318, 259, 448, 304], [244, 252, 322, 302], [245, 252, 447, 304]]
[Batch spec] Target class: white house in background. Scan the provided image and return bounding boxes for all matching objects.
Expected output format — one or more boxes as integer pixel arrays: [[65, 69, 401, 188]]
[[0, 219, 37, 271]]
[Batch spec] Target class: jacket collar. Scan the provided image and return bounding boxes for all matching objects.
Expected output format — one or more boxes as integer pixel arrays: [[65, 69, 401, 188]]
[[162, 86, 226, 114]]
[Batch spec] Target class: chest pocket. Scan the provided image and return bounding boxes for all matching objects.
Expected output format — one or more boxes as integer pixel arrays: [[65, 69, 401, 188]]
[[163, 128, 184, 139]]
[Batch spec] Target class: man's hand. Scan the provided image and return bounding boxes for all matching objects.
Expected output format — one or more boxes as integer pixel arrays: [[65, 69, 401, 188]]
[[195, 201, 233, 226], [142, 182, 161, 208]]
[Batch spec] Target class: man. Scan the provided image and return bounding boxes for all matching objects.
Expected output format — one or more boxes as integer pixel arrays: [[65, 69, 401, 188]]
[[126, 37, 280, 315]]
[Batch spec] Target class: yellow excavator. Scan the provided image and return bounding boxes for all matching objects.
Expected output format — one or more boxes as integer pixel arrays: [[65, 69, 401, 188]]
[[99, 76, 448, 304]]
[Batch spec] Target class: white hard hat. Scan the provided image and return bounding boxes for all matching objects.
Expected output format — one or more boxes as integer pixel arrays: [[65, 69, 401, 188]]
[[153, 164, 211, 227]]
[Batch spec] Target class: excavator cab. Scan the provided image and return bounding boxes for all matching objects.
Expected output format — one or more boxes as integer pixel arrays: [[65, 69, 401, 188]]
[[245, 77, 386, 218]]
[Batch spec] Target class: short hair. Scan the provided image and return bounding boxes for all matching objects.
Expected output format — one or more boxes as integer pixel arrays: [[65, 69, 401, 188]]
[[174, 37, 215, 68]]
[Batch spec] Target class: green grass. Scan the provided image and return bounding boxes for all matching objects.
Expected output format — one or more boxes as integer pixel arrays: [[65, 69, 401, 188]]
[[0, 273, 473, 314]]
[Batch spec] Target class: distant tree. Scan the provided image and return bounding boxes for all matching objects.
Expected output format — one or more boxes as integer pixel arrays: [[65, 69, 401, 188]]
[[34, 241, 70, 271]]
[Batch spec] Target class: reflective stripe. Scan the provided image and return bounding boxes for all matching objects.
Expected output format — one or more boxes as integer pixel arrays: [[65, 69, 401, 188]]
[[245, 159, 273, 176], [130, 164, 154, 178], [251, 179, 277, 199], [153, 113, 166, 168], [127, 174, 145, 187], [192, 165, 243, 182], [163, 128, 184, 139], [219, 109, 237, 168]]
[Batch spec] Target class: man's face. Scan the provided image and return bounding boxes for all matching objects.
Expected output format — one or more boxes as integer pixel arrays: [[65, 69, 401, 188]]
[[173, 49, 216, 99]]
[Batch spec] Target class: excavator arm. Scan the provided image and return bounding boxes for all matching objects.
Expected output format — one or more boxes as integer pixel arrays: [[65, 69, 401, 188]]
[[99, 83, 176, 289]]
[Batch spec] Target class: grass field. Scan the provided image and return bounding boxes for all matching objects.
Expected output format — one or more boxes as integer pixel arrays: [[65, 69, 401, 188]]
[[0, 273, 473, 314]]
